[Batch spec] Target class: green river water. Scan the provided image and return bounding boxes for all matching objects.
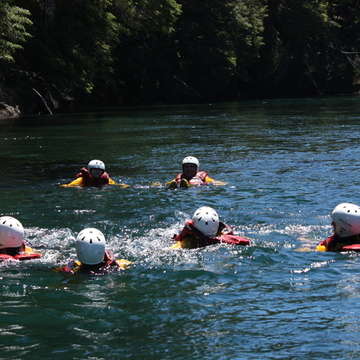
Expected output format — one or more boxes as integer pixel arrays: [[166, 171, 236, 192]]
[[1, 97, 360, 359]]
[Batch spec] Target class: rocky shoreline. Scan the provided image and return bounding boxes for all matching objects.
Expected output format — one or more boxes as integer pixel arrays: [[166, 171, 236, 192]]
[[0, 102, 21, 120]]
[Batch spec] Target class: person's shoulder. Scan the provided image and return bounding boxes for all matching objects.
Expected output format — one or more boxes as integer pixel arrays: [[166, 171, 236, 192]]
[[102, 171, 110, 179], [77, 167, 89, 177]]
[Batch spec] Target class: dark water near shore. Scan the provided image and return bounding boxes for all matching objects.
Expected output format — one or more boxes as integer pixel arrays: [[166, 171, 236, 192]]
[[1, 97, 360, 359]]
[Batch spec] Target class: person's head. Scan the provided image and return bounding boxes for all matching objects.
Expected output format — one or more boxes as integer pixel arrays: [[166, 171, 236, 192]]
[[331, 203, 360, 238], [182, 156, 199, 178], [192, 206, 219, 237], [0, 216, 25, 250], [75, 228, 106, 265], [88, 159, 105, 178]]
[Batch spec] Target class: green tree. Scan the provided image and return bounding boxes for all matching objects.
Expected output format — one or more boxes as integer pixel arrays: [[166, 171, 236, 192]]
[[173, 0, 267, 100], [257, 0, 342, 96], [327, 0, 360, 92], [18, 0, 121, 103], [113, 0, 182, 103], [229, 0, 267, 96], [0, 1, 32, 63]]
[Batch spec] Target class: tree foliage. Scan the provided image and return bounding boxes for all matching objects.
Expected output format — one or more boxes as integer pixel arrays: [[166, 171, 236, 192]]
[[2, 0, 360, 113], [0, 0, 32, 63]]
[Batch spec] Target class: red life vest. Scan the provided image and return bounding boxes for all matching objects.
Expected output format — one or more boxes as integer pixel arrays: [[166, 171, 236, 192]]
[[175, 171, 208, 186], [0, 246, 42, 262], [173, 220, 250, 248], [318, 234, 360, 252], [56, 250, 123, 275], [76, 167, 110, 187], [217, 234, 251, 246]]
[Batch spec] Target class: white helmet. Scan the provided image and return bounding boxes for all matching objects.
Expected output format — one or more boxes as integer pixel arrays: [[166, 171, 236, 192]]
[[88, 159, 105, 171], [192, 206, 219, 237], [182, 156, 199, 168], [331, 203, 360, 238], [0, 216, 25, 249], [75, 228, 106, 265]]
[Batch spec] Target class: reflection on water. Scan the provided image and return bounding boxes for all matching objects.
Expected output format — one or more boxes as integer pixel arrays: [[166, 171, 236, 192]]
[[1, 97, 360, 359]]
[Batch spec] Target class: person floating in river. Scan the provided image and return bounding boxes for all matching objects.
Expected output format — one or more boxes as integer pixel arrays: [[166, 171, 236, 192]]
[[165, 156, 226, 189], [60, 159, 129, 188], [316, 203, 360, 252], [171, 206, 251, 249], [55, 228, 132, 275], [0, 216, 41, 261]]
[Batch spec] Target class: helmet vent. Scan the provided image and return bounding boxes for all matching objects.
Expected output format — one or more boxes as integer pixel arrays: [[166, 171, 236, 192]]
[[81, 236, 85, 241], [205, 221, 208, 225], [89, 239, 93, 244], [9, 224, 12, 227]]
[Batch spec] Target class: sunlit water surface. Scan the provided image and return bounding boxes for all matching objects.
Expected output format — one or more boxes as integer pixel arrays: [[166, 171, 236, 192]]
[[1, 97, 360, 359]]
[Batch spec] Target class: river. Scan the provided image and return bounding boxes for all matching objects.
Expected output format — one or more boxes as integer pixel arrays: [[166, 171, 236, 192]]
[[1, 96, 360, 359]]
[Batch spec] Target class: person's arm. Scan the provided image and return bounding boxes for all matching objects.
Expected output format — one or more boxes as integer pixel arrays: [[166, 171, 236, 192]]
[[115, 259, 132, 270], [165, 178, 178, 189], [60, 177, 84, 188], [106, 176, 130, 188], [108, 177, 130, 188], [150, 181, 163, 187], [23, 245, 40, 254], [315, 244, 327, 251], [205, 176, 227, 186], [315, 235, 335, 251], [171, 235, 197, 249], [172, 222, 201, 249], [53, 260, 81, 274], [173, 224, 191, 242]]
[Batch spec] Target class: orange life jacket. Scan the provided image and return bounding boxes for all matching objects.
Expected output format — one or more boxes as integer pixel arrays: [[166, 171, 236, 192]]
[[175, 171, 208, 186], [173, 220, 250, 248], [76, 167, 110, 187]]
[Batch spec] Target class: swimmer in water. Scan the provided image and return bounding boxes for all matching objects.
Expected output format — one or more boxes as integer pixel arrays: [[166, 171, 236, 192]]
[[55, 227, 131, 274], [60, 159, 129, 188], [165, 156, 226, 189], [172, 206, 250, 249], [0, 216, 41, 261], [316, 203, 360, 251]]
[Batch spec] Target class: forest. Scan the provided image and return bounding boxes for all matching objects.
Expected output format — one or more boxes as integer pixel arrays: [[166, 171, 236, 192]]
[[0, 0, 359, 117]]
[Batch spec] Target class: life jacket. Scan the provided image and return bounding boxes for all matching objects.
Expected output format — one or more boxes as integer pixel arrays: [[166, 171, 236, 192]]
[[0, 245, 42, 262], [55, 250, 131, 275], [175, 171, 208, 186], [173, 220, 250, 248], [76, 167, 110, 187], [318, 234, 360, 252]]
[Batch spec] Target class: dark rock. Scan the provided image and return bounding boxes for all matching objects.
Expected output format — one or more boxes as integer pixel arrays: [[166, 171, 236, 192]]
[[0, 102, 21, 120]]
